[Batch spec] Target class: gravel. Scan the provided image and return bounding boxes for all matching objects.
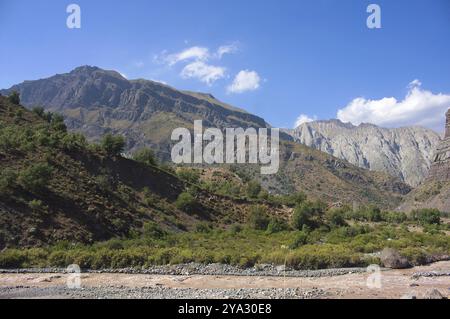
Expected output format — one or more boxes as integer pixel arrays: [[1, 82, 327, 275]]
[[0, 286, 329, 299], [411, 271, 450, 279], [0, 263, 370, 278]]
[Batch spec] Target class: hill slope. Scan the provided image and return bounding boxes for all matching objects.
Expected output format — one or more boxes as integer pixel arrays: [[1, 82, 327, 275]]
[[0, 66, 269, 157], [1, 66, 411, 208], [287, 120, 440, 187], [0, 95, 291, 249]]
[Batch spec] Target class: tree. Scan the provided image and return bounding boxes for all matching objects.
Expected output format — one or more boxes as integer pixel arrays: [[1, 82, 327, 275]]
[[246, 180, 262, 199], [291, 201, 323, 230], [19, 163, 53, 193], [8, 91, 20, 105], [325, 208, 347, 228], [247, 205, 270, 230], [101, 134, 125, 156], [175, 192, 197, 213], [50, 113, 67, 132], [411, 209, 441, 225], [133, 148, 157, 166]]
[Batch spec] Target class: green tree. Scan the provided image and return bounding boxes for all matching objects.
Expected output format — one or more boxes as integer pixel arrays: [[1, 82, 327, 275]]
[[411, 209, 441, 225], [19, 163, 53, 193], [175, 192, 197, 213], [101, 134, 126, 156], [246, 180, 262, 199], [325, 208, 347, 228], [291, 201, 324, 230], [133, 148, 157, 166], [247, 205, 270, 230], [8, 91, 20, 105]]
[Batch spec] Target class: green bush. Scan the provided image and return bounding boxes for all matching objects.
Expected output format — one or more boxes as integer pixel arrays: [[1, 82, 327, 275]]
[[266, 218, 288, 233], [177, 168, 201, 184], [410, 209, 441, 225], [133, 148, 157, 166], [325, 208, 347, 228], [291, 201, 324, 230], [143, 222, 166, 239], [28, 199, 45, 212], [19, 163, 53, 193], [0, 169, 17, 195], [246, 180, 262, 199], [247, 205, 270, 230], [175, 192, 197, 213], [8, 91, 20, 105], [101, 134, 125, 156]]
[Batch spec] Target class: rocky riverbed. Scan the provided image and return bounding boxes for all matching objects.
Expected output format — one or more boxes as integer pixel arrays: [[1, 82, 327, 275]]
[[0, 261, 449, 299]]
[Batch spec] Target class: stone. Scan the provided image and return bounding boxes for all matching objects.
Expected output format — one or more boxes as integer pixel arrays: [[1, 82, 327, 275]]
[[423, 289, 446, 299], [380, 248, 410, 269], [426, 108, 450, 183]]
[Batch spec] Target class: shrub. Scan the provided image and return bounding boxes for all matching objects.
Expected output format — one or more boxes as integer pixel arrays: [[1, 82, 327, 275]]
[[266, 218, 288, 233], [290, 231, 309, 249], [143, 222, 166, 239], [291, 201, 323, 230], [19, 163, 53, 193], [177, 168, 201, 184], [133, 148, 157, 166], [411, 209, 441, 225], [175, 192, 197, 213], [61, 133, 87, 151], [8, 91, 20, 105], [28, 199, 44, 212], [0, 169, 17, 195], [247, 205, 270, 230], [195, 222, 212, 233], [325, 208, 347, 228], [101, 134, 125, 156], [246, 180, 262, 199], [50, 113, 67, 132]]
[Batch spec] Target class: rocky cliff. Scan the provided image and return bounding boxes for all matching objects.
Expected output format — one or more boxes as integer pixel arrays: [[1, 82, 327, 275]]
[[287, 120, 440, 187], [399, 109, 450, 212]]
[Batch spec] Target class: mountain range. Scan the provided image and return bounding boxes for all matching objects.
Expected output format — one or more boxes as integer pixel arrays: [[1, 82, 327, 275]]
[[287, 120, 440, 187], [0, 66, 417, 207]]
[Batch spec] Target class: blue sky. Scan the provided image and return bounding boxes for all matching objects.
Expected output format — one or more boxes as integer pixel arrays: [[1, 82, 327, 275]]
[[1, 0, 450, 131]]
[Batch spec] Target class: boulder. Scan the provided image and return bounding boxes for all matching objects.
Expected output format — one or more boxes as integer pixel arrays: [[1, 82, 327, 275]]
[[380, 248, 410, 269]]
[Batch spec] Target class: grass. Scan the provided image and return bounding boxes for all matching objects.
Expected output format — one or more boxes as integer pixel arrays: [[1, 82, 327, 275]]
[[1, 222, 448, 270]]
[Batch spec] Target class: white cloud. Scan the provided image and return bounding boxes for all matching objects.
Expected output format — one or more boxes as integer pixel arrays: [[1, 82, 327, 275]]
[[227, 70, 261, 94], [337, 80, 450, 131], [215, 44, 238, 59], [164, 46, 210, 66], [294, 114, 317, 128], [181, 61, 226, 86]]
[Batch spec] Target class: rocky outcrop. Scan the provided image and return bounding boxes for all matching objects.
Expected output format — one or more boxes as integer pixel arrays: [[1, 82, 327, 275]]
[[399, 109, 450, 212], [287, 120, 440, 187]]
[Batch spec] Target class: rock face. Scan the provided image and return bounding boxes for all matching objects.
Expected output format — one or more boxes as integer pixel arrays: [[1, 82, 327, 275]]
[[288, 120, 440, 187], [398, 109, 450, 212], [0, 66, 268, 157], [427, 109, 450, 182]]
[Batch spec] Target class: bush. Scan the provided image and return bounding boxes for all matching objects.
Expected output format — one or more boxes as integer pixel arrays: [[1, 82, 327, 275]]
[[19, 163, 53, 193], [177, 168, 201, 184], [8, 91, 20, 105], [266, 218, 288, 233], [50, 113, 67, 132], [28, 199, 44, 212], [0, 169, 17, 195], [101, 134, 125, 156], [325, 209, 347, 228], [247, 205, 270, 230], [246, 180, 262, 199], [291, 201, 323, 230], [290, 231, 309, 249], [143, 222, 166, 239], [175, 192, 197, 213], [411, 209, 441, 225], [133, 148, 157, 166]]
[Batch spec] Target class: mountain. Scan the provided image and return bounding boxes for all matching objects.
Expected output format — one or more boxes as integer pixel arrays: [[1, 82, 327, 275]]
[[287, 120, 440, 187], [399, 109, 450, 212], [0, 66, 269, 158], [0, 95, 290, 248], [1, 66, 411, 208]]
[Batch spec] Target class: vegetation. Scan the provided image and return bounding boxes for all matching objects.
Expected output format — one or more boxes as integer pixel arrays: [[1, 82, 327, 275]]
[[101, 133, 126, 156], [8, 91, 20, 105], [133, 148, 157, 166]]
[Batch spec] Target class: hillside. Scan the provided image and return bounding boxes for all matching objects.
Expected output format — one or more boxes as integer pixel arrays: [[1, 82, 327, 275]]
[[0, 95, 289, 249], [399, 109, 450, 212], [287, 120, 440, 187], [0, 66, 412, 208], [0, 66, 269, 157]]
